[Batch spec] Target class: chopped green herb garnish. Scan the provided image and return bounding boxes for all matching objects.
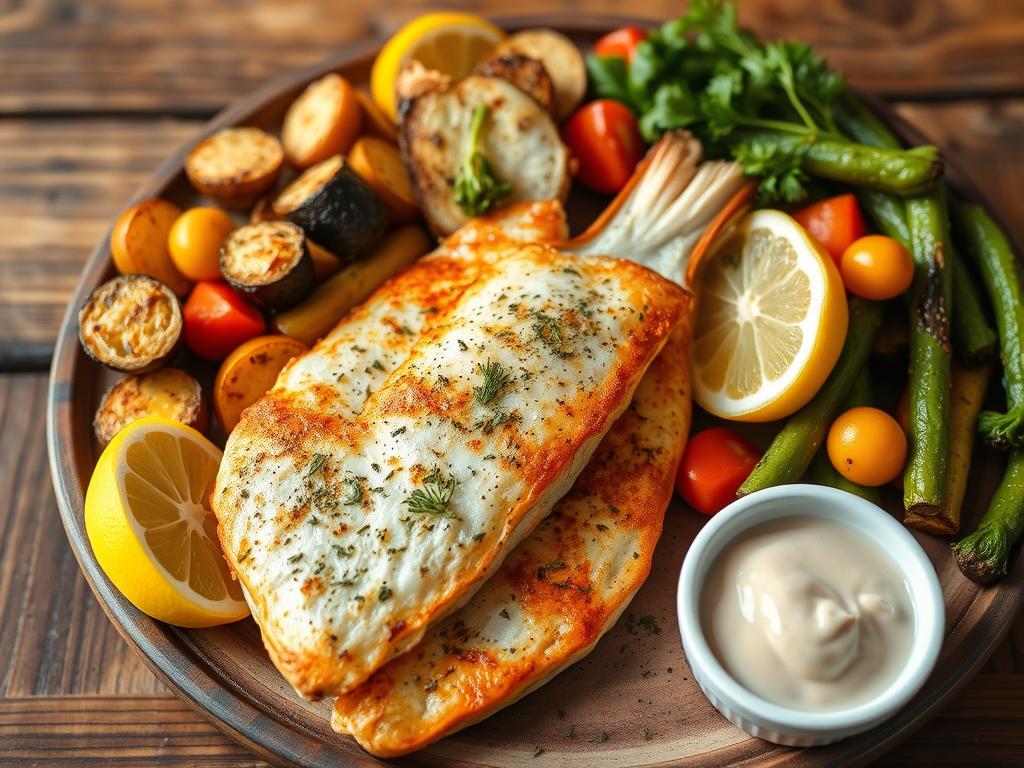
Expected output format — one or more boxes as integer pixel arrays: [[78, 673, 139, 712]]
[[307, 453, 328, 476], [595, 732, 609, 743], [473, 360, 514, 405], [237, 546, 252, 563], [499, 608, 511, 620], [391, 426, 407, 437], [378, 584, 392, 602], [641, 727, 652, 741], [342, 477, 364, 507], [637, 615, 662, 635], [475, 409, 512, 434], [531, 311, 573, 358], [404, 467, 459, 518], [287, 553, 304, 564], [565, 725, 575, 738], [372, 359, 384, 371], [457, 339, 468, 352], [454, 104, 512, 216]]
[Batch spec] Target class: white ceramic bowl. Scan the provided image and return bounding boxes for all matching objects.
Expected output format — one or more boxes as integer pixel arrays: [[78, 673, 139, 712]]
[[677, 484, 944, 747]]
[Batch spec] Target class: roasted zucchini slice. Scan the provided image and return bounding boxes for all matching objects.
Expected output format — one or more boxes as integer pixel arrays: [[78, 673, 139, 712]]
[[272, 154, 388, 258], [78, 275, 182, 373], [220, 221, 314, 311], [93, 368, 207, 447], [185, 127, 284, 209]]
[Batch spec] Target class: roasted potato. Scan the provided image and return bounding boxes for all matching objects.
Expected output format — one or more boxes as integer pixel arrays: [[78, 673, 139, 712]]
[[283, 73, 362, 169], [110, 198, 191, 296], [213, 335, 308, 433], [185, 127, 284, 209]]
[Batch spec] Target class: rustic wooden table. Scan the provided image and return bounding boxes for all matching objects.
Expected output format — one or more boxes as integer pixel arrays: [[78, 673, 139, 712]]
[[1, 1, 1022, 765]]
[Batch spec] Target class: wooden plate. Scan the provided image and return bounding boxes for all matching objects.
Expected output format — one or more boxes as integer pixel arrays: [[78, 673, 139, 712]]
[[47, 14, 1024, 768]]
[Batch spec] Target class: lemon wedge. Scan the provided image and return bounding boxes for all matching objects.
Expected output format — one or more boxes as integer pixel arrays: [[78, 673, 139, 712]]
[[84, 416, 249, 627], [371, 12, 505, 122], [691, 209, 848, 422]]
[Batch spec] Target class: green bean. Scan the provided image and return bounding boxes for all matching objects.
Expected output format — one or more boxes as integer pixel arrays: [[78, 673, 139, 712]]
[[953, 202, 1024, 448], [953, 451, 1024, 584], [903, 193, 953, 517], [950, 249, 997, 366], [739, 299, 885, 494]]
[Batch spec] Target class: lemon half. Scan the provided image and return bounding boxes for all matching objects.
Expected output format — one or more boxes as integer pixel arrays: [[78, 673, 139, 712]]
[[84, 416, 249, 627], [371, 12, 505, 122], [691, 209, 848, 422]]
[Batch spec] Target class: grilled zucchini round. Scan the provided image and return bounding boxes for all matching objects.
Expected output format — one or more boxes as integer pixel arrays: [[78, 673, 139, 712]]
[[272, 154, 388, 259], [93, 368, 207, 447], [185, 127, 284, 209], [78, 275, 183, 373], [220, 221, 314, 311]]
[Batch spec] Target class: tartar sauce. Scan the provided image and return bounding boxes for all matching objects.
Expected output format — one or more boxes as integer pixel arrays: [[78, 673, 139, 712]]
[[701, 516, 913, 711]]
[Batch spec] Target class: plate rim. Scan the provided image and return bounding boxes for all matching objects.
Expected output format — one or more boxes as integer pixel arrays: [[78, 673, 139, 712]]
[[45, 14, 1024, 768]]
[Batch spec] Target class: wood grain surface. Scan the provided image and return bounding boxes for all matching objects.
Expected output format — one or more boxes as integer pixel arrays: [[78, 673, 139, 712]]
[[2, 0, 1023, 765]]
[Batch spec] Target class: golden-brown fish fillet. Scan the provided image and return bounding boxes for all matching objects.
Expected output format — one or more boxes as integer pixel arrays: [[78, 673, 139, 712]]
[[331, 321, 691, 756]]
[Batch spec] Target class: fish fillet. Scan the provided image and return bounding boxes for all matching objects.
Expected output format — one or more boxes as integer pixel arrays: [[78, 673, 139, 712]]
[[331, 320, 691, 756], [213, 239, 687, 698]]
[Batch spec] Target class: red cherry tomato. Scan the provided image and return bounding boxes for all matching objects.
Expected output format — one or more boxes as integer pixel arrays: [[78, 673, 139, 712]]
[[676, 427, 761, 516], [792, 193, 868, 265], [593, 25, 648, 64], [563, 100, 646, 195], [182, 281, 265, 361]]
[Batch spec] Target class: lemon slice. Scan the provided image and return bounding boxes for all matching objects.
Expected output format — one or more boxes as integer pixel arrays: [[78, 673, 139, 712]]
[[371, 12, 505, 121], [691, 209, 848, 422], [84, 416, 249, 627]]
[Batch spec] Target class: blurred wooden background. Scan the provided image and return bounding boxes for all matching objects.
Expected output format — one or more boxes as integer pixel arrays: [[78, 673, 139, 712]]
[[1, 0, 1022, 765]]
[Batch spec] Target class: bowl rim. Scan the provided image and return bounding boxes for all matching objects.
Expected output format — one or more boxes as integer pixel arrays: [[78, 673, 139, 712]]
[[677, 483, 946, 735]]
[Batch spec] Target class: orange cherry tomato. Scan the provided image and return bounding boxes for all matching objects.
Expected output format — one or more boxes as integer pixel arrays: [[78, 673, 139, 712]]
[[182, 281, 265, 361], [676, 427, 761, 516], [593, 25, 648, 64], [563, 100, 646, 195], [168, 207, 235, 282], [840, 235, 914, 300], [792, 194, 867, 265], [827, 407, 907, 487]]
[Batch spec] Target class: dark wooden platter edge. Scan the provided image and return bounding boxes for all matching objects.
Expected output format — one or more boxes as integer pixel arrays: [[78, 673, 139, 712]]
[[45, 14, 1024, 768]]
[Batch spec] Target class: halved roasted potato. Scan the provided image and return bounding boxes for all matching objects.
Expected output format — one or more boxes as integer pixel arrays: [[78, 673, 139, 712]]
[[93, 368, 207, 447], [220, 221, 314, 311], [78, 275, 182, 373], [110, 198, 192, 296], [185, 127, 284, 209], [213, 335, 308, 433], [493, 29, 586, 120], [473, 53, 555, 114], [272, 154, 388, 258], [347, 136, 420, 223], [399, 73, 570, 235], [283, 73, 362, 169]]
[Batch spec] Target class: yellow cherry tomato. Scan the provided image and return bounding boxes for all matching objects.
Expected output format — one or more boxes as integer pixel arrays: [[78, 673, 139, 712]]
[[167, 207, 235, 281], [827, 406, 908, 487], [840, 235, 914, 300]]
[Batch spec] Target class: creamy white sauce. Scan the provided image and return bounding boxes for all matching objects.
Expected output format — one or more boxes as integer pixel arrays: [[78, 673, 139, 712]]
[[701, 516, 913, 711]]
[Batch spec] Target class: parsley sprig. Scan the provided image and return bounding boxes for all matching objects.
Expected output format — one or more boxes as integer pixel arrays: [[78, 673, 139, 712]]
[[586, 0, 939, 202], [454, 104, 512, 216]]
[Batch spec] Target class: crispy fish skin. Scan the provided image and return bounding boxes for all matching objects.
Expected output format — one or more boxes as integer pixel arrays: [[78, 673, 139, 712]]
[[213, 241, 687, 699], [331, 320, 691, 756]]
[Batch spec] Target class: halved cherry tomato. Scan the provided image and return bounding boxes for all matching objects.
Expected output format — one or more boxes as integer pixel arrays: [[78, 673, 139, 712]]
[[563, 100, 646, 195], [676, 427, 761, 516], [182, 281, 265, 361], [840, 234, 914, 300], [792, 193, 867, 265], [593, 25, 648, 64], [827, 407, 907, 486]]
